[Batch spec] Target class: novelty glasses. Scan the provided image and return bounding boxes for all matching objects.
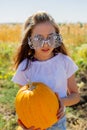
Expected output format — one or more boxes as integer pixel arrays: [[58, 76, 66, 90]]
[[28, 33, 63, 49]]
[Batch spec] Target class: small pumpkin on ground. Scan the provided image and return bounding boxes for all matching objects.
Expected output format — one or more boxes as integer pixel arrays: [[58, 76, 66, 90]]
[[15, 82, 59, 130]]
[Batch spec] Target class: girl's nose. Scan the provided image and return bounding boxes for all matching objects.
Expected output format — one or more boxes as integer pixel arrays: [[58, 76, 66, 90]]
[[42, 40, 50, 47]]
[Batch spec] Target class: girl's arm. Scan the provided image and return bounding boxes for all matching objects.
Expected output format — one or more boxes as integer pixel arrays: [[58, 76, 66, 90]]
[[61, 74, 80, 106]]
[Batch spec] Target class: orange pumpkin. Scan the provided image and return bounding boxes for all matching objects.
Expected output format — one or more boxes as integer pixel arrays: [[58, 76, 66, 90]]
[[15, 82, 59, 129]]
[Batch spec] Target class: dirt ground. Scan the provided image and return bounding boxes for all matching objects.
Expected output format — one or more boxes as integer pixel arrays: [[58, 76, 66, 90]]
[[67, 70, 87, 130], [67, 85, 87, 130]]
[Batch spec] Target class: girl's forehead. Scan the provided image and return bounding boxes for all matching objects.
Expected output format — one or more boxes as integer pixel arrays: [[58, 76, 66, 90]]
[[31, 22, 56, 37]]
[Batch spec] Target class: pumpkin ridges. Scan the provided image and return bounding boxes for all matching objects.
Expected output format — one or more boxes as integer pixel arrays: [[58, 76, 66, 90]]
[[30, 87, 46, 127], [22, 92, 32, 127], [17, 90, 34, 127], [15, 82, 59, 129], [32, 83, 58, 127], [27, 91, 40, 127], [16, 92, 29, 127], [37, 83, 58, 125], [34, 87, 49, 126], [15, 86, 29, 114], [26, 91, 35, 126], [15, 91, 25, 120], [18, 87, 40, 128]]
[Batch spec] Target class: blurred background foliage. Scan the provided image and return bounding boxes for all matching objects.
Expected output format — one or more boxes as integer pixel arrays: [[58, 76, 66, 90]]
[[0, 23, 87, 130]]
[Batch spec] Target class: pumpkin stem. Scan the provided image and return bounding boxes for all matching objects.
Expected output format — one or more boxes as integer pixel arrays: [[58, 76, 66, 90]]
[[28, 81, 36, 91], [28, 80, 32, 88], [29, 85, 36, 91]]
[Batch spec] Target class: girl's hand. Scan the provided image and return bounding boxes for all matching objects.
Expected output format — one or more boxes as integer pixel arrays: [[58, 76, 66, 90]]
[[18, 119, 41, 130], [55, 93, 65, 120]]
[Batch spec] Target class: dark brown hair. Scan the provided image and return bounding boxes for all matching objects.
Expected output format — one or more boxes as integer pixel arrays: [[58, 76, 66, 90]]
[[14, 11, 68, 70]]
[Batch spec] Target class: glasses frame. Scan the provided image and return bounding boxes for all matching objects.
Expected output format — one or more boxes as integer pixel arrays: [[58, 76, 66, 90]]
[[28, 33, 63, 49]]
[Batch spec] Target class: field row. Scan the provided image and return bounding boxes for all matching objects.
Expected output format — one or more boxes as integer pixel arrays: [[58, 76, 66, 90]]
[[0, 23, 87, 45]]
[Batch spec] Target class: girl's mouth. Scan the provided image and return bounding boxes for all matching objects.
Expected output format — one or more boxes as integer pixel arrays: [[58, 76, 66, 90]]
[[41, 49, 50, 52]]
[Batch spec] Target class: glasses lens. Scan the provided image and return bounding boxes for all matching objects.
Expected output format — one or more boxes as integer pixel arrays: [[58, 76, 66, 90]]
[[55, 34, 62, 47], [31, 35, 43, 48], [47, 34, 56, 45], [48, 33, 62, 48]]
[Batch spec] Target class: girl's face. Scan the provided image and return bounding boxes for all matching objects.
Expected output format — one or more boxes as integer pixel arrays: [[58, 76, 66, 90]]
[[31, 22, 56, 60]]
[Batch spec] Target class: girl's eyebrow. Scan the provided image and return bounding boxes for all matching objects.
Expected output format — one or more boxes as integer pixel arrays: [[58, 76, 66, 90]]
[[48, 32, 56, 36], [48, 32, 55, 35], [33, 32, 56, 37]]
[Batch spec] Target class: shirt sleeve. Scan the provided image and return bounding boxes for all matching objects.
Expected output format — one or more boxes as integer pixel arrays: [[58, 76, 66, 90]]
[[64, 56, 78, 79], [11, 60, 28, 86]]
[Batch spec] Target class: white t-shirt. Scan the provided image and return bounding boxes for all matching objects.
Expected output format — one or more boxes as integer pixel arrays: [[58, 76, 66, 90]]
[[12, 53, 78, 98]]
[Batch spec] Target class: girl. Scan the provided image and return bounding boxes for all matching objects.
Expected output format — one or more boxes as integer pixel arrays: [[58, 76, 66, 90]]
[[12, 11, 80, 130]]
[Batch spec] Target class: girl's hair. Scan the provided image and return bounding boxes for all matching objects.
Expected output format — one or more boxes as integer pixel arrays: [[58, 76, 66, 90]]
[[14, 11, 68, 70]]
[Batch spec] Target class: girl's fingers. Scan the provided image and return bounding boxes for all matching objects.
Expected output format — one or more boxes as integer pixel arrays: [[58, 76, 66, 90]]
[[54, 93, 65, 119], [55, 92, 59, 99], [35, 128, 41, 130], [18, 119, 35, 130], [18, 119, 27, 129], [27, 126, 35, 130], [57, 110, 65, 119], [58, 104, 64, 113], [56, 106, 65, 119]]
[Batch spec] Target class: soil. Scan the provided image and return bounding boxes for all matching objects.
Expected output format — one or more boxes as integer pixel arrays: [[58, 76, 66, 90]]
[[67, 84, 87, 130], [67, 70, 87, 130]]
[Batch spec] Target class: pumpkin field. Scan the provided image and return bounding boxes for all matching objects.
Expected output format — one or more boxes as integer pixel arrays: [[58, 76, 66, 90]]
[[0, 23, 87, 130]]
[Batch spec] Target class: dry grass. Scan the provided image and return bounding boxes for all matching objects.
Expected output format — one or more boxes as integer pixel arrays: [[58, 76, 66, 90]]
[[0, 23, 87, 45], [59, 23, 87, 47], [0, 24, 22, 43]]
